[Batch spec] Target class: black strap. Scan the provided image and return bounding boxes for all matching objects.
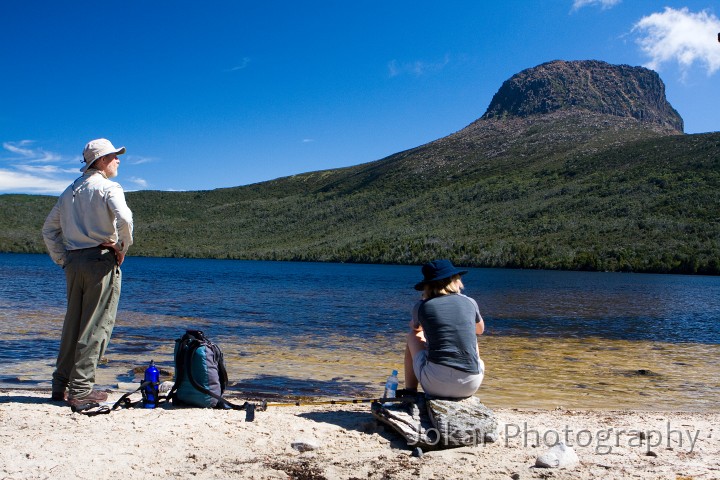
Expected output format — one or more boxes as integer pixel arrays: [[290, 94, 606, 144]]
[[164, 334, 200, 404], [71, 380, 157, 416], [163, 337, 190, 405]]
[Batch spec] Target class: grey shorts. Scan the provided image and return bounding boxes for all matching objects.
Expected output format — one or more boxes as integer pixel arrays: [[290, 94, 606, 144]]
[[413, 350, 484, 398]]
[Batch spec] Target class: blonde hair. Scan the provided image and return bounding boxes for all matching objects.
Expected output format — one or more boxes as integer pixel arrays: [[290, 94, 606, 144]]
[[423, 274, 463, 299]]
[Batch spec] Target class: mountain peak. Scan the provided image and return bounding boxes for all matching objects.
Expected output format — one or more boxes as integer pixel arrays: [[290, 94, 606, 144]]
[[481, 60, 683, 133]]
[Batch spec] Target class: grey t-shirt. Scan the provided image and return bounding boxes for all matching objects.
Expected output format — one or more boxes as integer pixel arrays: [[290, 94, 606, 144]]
[[413, 293, 481, 374]]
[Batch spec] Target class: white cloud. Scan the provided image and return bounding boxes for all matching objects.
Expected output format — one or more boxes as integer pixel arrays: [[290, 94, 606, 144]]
[[2, 140, 62, 163], [227, 57, 251, 72], [12, 164, 79, 175], [1, 141, 76, 194], [633, 7, 720, 76], [388, 55, 450, 78], [572, 0, 621, 11], [128, 177, 148, 188], [128, 156, 154, 165], [3, 140, 35, 157], [1, 140, 152, 194], [0, 168, 70, 194]]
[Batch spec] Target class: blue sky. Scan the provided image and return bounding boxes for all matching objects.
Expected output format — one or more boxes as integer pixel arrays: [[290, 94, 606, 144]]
[[1, 0, 718, 194]]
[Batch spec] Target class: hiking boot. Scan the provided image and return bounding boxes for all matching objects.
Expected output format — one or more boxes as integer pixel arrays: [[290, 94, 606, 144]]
[[67, 389, 108, 406], [395, 388, 418, 398], [51, 391, 67, 402]]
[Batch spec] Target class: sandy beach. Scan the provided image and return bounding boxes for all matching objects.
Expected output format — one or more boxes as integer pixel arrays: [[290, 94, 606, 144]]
[[1, 389, 717, 479]]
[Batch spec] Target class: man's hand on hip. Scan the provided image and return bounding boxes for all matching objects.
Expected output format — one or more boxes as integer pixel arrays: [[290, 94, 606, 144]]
[[101, 242, 125, 266]]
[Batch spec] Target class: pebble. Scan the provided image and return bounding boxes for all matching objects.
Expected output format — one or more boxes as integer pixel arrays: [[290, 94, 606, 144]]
[[535, 442, 579, 468], [411, 447, 423, 458], [158, 381, 174, 393], [291, 439, 320, 452]]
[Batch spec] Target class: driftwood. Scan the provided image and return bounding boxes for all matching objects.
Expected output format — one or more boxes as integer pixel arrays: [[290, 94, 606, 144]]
[[371, 395, 498, 450]]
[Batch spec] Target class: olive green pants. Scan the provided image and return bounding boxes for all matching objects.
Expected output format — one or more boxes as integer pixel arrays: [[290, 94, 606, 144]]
[[52, 247, 121, 398]]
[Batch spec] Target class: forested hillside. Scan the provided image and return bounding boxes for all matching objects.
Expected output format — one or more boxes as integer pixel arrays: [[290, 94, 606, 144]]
[[2, 61, 718, 274]]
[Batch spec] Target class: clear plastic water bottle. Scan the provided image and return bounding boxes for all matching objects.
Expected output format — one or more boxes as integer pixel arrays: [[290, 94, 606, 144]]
[[383, 369, 399, 399], [143, 360, 160, 409]]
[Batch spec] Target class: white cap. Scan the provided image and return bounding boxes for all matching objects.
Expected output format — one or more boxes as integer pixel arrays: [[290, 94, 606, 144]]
[[81, 138, 126, 172]]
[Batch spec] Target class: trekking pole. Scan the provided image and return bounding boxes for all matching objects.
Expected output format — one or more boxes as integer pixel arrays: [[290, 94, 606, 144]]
[[260, 395, 416, 409]]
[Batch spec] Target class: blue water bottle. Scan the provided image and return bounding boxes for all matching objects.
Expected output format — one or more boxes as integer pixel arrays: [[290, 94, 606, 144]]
[[143, 360, 160, 409]]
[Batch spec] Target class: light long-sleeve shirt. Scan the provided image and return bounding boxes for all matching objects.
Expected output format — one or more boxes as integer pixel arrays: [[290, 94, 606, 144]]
[[42, 169, 134, 267]]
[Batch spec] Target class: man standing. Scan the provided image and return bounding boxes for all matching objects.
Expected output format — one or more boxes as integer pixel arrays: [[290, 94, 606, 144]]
[[42, 138, 134, 406]]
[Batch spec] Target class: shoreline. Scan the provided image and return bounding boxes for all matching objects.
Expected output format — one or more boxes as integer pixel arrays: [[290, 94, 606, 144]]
[[4, 251, 720, 277], [1, 389, 718, 479], [4, 332, 720, 413]]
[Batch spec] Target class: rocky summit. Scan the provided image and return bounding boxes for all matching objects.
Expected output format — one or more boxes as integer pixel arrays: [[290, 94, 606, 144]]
[[481, 60, 684, 133]]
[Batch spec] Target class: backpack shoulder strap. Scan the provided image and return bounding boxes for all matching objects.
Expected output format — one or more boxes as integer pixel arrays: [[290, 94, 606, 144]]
[[71, 381, 150, 416]]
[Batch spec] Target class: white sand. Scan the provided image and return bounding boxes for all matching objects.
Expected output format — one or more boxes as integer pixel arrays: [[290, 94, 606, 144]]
[[1, 389, 718, 479]]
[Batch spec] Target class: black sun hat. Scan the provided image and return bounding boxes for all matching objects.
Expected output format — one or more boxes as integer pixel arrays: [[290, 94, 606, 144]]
[[414, 259, 468, 291]]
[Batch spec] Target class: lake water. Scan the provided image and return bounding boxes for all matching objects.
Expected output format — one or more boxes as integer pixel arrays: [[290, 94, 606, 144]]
[[1, 253, 718, 411]]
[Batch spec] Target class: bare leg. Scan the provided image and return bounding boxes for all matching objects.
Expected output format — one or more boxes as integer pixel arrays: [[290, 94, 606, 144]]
[[404, 344, 418, 390], [404, 330, 426, 390]]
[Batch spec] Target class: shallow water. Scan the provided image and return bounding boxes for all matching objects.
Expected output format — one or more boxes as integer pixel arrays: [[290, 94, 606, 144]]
[[1, 254, 718, 411]]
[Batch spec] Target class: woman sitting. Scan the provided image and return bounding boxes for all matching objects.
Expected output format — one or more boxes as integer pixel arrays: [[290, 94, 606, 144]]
[[404, 259, 485, 398]]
